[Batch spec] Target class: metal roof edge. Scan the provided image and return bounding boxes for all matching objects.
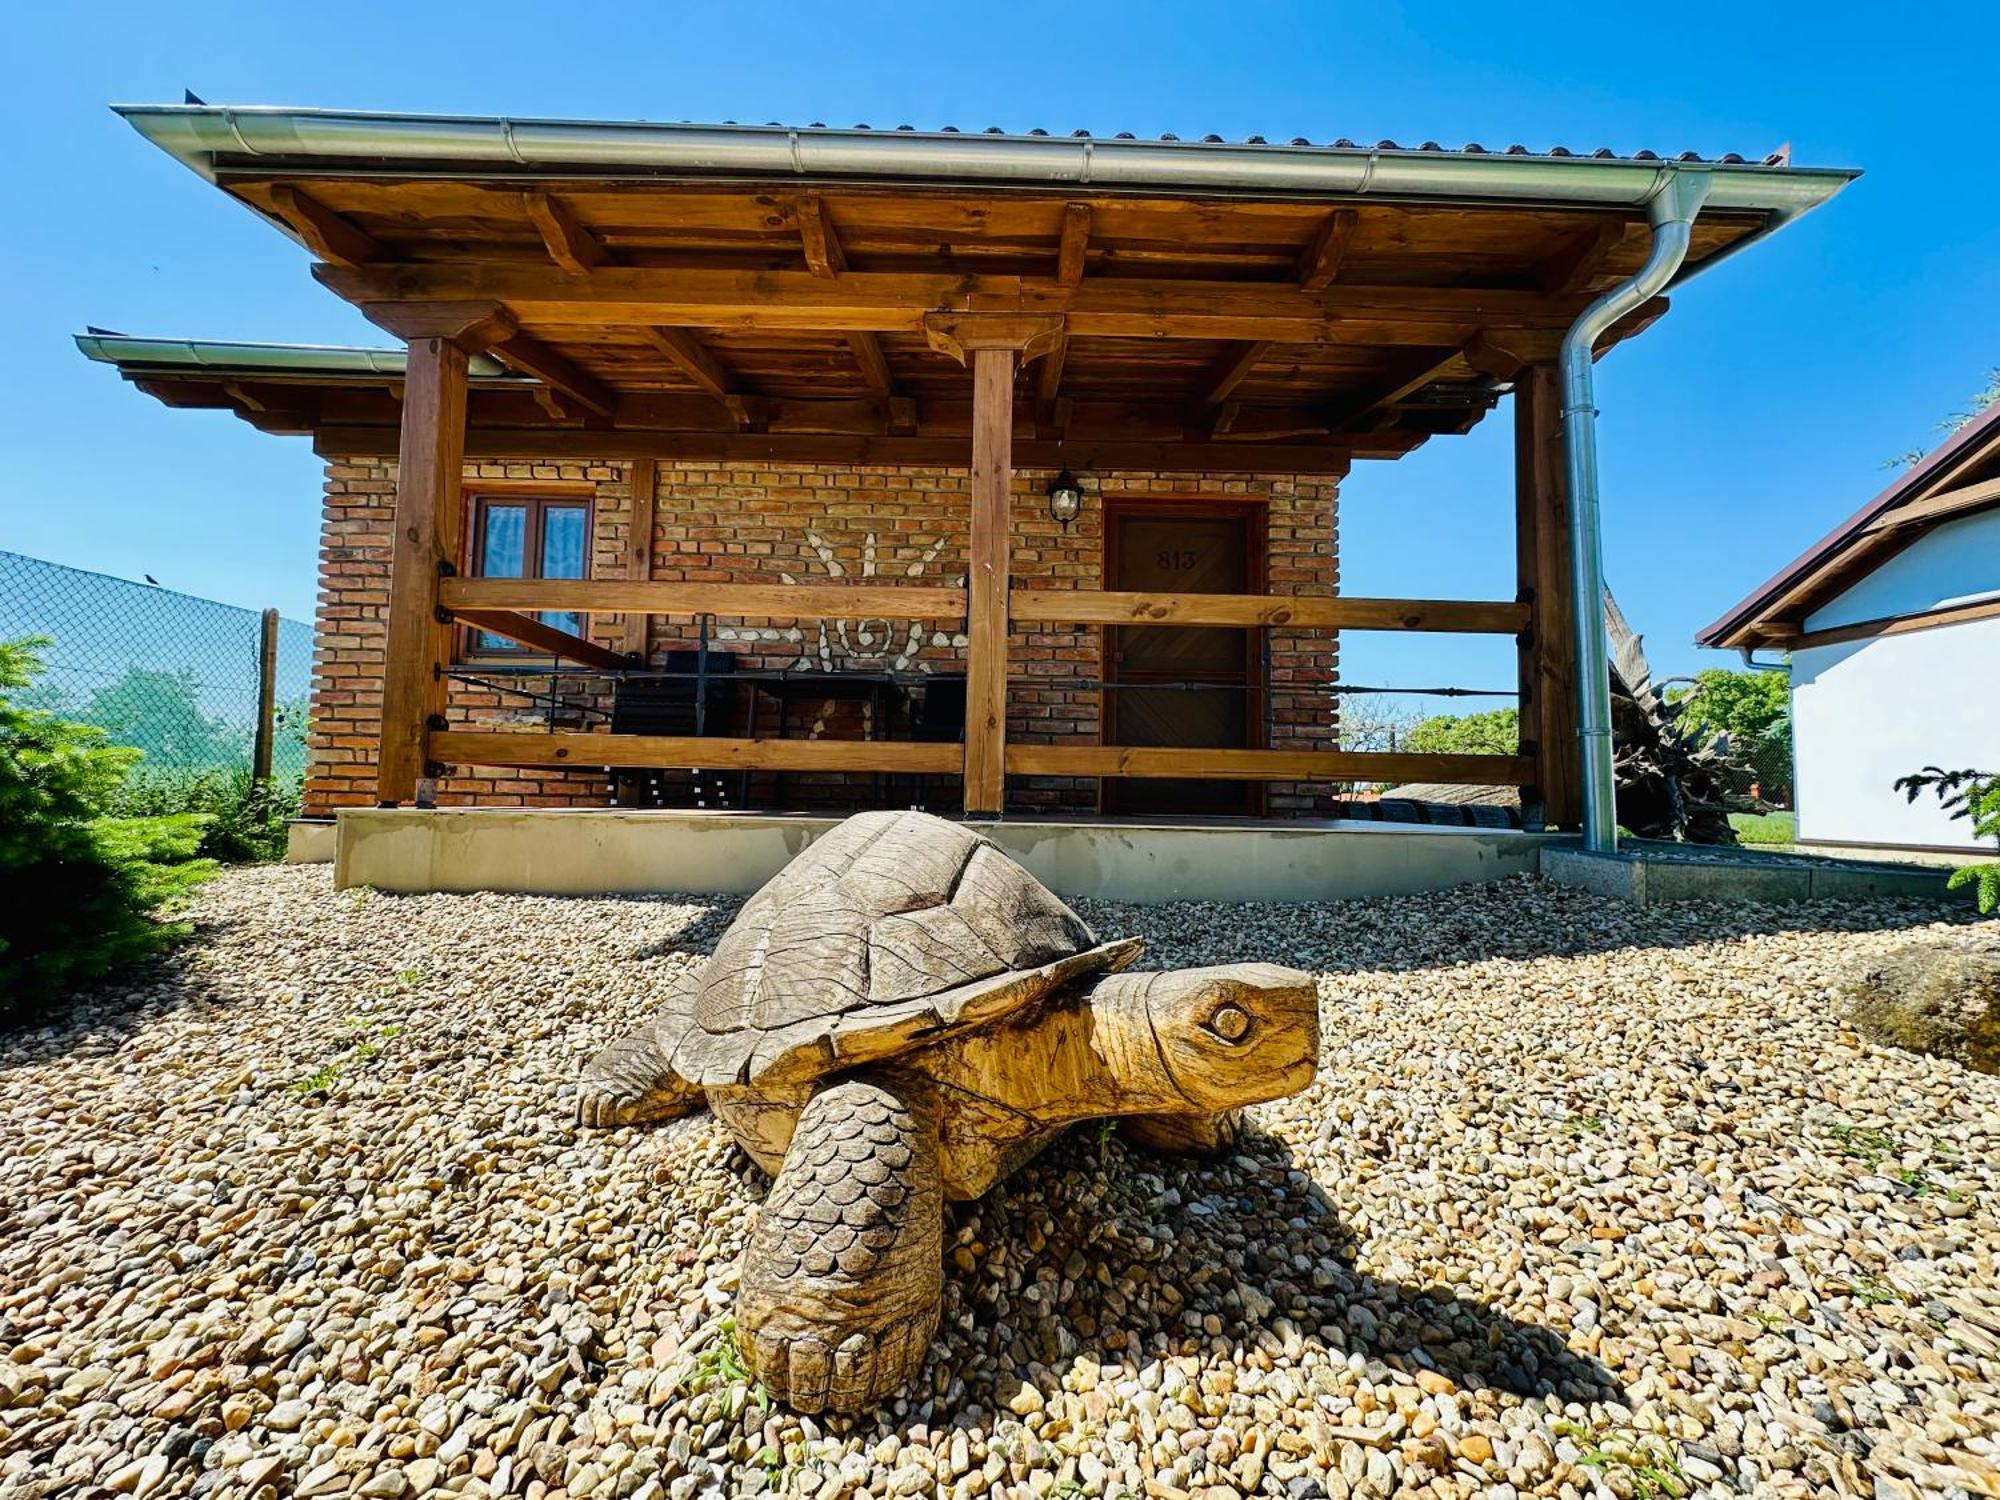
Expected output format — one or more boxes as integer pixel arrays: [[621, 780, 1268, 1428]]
[[1695, 398, 2000, 648], [74, 331, 518, 379], [112, 104, 1860, 217]]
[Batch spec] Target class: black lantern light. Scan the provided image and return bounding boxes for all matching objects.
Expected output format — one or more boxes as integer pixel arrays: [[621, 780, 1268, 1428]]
[[1045, 469, 1084, 530]]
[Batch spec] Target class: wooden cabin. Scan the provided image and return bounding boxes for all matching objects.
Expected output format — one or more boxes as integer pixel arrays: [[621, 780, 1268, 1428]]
[[83, 105, 1854, 841]]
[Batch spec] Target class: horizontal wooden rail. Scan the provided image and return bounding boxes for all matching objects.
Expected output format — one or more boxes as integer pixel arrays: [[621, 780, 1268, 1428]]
[[1009, 591, 1528, 633], [430, 730, 961, 774], [1005, 745, 1536, 785], [439, 578, 966, 620]]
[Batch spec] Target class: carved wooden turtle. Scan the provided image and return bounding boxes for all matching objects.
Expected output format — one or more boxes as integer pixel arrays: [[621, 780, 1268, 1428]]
[[576, 809, 1319, 1413]]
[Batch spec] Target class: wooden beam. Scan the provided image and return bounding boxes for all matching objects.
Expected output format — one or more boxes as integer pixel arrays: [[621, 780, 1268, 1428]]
[[1514, 364, 1580, 829], [1010, 591, 1526, 633], [1006, 744, 1535, 786], [269, 185, 386, 268], [440, 576, 966, 620], [1322, 345, 1466, 428], [620, 457, 657, 657], [923, 313, 1066, 366], [798, 197, 845, 277], [1462, 332, 1530, 382], [1297, 209, 1359, 291], [378, 337, 468, 805], [1785, 595, 2000, 652], [320, 425, 1362, 473], [432, 729, 959, 775], [488, 333, 616, 417], [316, 265, 1597, 344], [363, 300, 518, 353], [1536, 221, 1627, 296], [1057, 203, 1092, 286], [641, 326, 737, 402], [1863, 475, 2000, 533], [1198, 341, 1272, 406], [848, 332, 896, 396], [1035, 336, 1069, 429], [965, 347, 1015, 815], [452, 609, 632, 668], [523, 191, 610, 275]]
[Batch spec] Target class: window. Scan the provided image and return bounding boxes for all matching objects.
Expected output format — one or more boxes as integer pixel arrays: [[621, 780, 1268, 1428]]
[[466, 491, 593, 655]]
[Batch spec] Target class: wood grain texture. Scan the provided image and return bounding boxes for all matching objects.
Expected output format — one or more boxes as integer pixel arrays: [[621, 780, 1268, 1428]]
[[1005, 744, 1536, 785], [1514, 364, 1581, 829], [439, 576, 965, 619], [377, 336, 467, 805], [450, 609, 631, 668], [429, 730, 960, 774], [1010, 590, 1526, 632], [620, 457, 657, 656], [964, 347, 1015, 815]]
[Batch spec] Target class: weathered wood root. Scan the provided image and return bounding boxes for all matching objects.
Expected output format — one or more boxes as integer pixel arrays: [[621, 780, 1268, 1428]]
[[737, 1076, 943, 1413]]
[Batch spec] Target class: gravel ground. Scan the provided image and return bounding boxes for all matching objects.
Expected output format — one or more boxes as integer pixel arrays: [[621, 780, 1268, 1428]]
[[4, 867, 1999, 1500]]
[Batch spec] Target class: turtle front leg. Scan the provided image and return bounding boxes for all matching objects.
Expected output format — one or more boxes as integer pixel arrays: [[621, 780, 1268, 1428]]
[[577, 1019, 704, 1128], [737, 1074, 943, 1414], [1121, 1109, 1244, 1156]]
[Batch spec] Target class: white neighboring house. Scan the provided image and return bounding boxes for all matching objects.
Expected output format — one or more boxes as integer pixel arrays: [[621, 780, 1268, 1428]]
[[1699, 400, 2000, 854]]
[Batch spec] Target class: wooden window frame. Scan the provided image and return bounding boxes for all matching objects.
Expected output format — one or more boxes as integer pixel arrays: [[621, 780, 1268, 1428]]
[[459, 482, 597, 660]]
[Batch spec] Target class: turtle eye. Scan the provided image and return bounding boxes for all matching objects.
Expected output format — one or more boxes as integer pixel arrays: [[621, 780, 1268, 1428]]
[[1207, 1004, 1252, 1042]]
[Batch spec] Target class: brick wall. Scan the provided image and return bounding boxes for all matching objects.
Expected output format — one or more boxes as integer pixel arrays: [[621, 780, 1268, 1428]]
[[305, 457, 1340, 818]]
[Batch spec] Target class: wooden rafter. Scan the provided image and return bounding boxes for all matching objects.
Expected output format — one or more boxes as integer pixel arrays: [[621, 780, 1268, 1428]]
[[1536, 220, 1627, 295], [268, 185, 386, 268], [451, 609, 631, 668], [1057, 203, 1092, 286], [488, 333, 616, 417], [1864, 475, 2000, 533], [797, 196, 845, 277], [1198, 341, 1272, 405], [1321, 344, 1467, 428], [1297, 209, 1359, 290], [523, 191, 610, 275], [640, 326, 737, 402], [848, 331, 896, 396]]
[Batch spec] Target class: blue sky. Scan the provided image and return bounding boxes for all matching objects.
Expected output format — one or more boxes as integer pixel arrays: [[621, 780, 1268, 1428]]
[[4, 3, 1996, 709]]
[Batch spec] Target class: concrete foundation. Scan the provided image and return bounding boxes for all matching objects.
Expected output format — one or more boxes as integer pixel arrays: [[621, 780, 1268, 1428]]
[[286, 819, 337, 864], [1541, 845, 1970, 906], [332, 807, 1555, 904]]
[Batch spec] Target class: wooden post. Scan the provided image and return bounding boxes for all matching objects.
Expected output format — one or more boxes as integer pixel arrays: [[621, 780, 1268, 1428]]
[[620, 456, 658, 658], [1514, 364, 1580, 829], [964, 347, 1016, 815], [379, 335, 471, 806], [252, 607, 280, 784]]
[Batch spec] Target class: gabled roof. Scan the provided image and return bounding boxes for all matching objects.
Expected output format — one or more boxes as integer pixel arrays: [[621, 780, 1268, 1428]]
[[1697, 397, 2000, 649]]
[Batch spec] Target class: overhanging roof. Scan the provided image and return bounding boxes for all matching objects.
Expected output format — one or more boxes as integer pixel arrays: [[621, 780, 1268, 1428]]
[[97, 103, 1858, 473], [1698, 398, 2000, 649]]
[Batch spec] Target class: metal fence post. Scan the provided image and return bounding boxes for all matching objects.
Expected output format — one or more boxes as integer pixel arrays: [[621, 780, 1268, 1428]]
[[253, 607, 280, 784]]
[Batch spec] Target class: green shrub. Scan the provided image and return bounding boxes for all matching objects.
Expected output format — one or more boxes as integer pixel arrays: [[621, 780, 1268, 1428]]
[[1404, 707, 1520, 757], [1668, 669, 1792, 798], [0, 638, 214, 1020], [112, 766, 302, 864], [1896, 767, 2000, 913]]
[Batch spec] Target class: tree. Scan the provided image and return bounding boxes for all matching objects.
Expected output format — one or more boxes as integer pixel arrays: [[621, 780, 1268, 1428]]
[[1893, 368, 2000, 468], [78, 666, 246, 771], [1, 639, 213, 1017], [1403, 707, 1519, 757], [1667, 668, 1792, 798]]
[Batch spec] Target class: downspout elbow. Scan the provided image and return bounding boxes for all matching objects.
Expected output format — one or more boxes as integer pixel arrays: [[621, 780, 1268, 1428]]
[[1559, 170, 1714, 853]]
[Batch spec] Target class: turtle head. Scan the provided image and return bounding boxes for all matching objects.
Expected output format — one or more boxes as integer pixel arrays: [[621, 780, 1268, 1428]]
[[1090, 963, 1319, 1114]]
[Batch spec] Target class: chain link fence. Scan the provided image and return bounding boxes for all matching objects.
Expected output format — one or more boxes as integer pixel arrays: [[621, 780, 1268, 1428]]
[[0, 550, 313, 780]]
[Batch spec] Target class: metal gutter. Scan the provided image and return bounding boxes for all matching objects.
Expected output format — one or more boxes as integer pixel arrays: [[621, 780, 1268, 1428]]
[[74, 332, 518, 380], [112, 105, 1857, 222], [1559, 171, 1714, 854]]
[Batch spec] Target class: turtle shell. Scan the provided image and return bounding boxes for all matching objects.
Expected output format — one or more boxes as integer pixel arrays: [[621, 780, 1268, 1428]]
[[661, 810, 1141, 1089]]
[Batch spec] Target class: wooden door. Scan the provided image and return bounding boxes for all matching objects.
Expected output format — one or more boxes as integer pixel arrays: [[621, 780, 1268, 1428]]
[[1104, 502, 1262, 814]]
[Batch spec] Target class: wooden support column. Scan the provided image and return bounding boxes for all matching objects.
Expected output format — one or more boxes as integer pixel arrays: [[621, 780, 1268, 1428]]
[[1514, 364, 1580, 830], [621, 457, 658, 657], [379, 335, 471, 806], [924, 312, 1064, 817], [965, 346, 1016, 815]]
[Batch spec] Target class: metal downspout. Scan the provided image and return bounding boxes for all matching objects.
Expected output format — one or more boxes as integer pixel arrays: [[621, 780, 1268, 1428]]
[[1559, 170, 1713, 852]]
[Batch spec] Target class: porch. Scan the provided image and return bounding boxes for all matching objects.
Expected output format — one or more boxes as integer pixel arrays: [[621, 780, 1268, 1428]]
[[85, 105, 1856, 860]]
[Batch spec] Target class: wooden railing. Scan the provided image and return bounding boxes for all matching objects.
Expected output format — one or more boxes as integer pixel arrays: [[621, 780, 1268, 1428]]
[[426, 579, 1532, 801]]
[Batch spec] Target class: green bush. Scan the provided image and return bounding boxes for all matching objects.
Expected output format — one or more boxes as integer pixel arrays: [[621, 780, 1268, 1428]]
[[1, 638, 214, 1020], [1897, 766, 2000, 913], [1403, 707, 1520, 757], [112, 767, 303, 864]]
